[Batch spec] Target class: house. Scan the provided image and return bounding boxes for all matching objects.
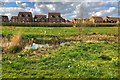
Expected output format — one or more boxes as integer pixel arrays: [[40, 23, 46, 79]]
[[48, 12, 65, 23], [104, 16, 120, 23], [65, 20, 71, 23], [18, 12, 33, 23], [71, 19, 80, 24], [82, 18, 90, 23], [10, 16, 18, 22], [0, 15, 9, 22], [89, 16, 103, 23], [72, 18, 90, 24], [34, 15, 47, 22]]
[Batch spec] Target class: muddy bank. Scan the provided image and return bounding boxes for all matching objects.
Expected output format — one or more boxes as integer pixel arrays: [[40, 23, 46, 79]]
[[1, 34, 118, 54]]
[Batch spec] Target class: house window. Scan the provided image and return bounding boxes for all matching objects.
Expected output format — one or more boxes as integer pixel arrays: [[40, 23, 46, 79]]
[[27, 19, 29, 21], [35, 19, 37, 22], [13, 19, 15, 22], [22, 14, 25, 17], [42, 19, 45, 22], [26, 15, 30, 17], [51, 15, 55, 18], [57, 15, 61, 18]]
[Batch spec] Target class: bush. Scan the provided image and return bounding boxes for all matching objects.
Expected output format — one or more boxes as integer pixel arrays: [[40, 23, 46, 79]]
[[2, 22, 73, 27], [8, 45, 23, 53], [98, 55, 112, 60]]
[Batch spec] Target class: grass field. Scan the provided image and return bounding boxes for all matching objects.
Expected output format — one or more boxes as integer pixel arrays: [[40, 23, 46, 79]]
[[1, 26, 119, 78], [1, 26, 118, 38]]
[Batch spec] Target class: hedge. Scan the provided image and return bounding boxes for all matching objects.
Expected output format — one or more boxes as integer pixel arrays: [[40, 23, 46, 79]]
[[1, 22, 119, 27], [2, 22, 73, 27]]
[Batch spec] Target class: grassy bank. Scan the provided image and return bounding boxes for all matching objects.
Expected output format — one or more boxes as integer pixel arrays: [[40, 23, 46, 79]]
[[1, 26, 119, 78], [2, 42, 119, 78], [1, 27, 118, 38]]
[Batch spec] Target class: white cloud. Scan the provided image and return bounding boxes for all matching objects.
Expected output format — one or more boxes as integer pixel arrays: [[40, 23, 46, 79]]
[[0, 1, 118, 20], [16, 1, 27, 8], [0, 0, 119, 2], [29, 0, 119, 2], [92, 7, 117, 16], [0, 7, 27, 19], [46, 4, 55, 11]]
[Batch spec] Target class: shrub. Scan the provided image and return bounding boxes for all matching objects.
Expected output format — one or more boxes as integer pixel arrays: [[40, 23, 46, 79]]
[[98, 55, 112, 60], [3, 34, 23, 54], [2, 22, 73, 27], [8, 45, 23, 53]]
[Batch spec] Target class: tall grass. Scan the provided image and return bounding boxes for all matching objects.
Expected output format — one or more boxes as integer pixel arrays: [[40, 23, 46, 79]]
[[2, 34, 23, 54], [10, 34, 21, 47]]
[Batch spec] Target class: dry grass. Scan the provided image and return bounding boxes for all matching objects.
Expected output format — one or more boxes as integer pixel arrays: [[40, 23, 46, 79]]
[[10, 34, 21, 47], [2, 34, 22, 53]]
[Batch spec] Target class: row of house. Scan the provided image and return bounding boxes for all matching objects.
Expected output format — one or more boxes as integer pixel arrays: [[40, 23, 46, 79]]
[[72, 16, 120, 24], [1, 12, 70, 23], [1, 12, 120, 24]]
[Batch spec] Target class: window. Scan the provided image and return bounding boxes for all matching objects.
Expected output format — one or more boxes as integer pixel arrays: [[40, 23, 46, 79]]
[[27, 19, 29, 21], [35, 19, 37, 22], [51, 15, 55, 18], [22, 14, 25, 17], [42, 19, 45, 21], [13, 19, 15, 22], [26, 15, 30, 17], [57, 15, 61, 18]]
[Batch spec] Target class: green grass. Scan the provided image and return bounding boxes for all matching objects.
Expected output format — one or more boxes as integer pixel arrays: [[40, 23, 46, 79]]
[[1, 26, 119, 78], [2, 42, 119, 78], [1, 27, 79, 38], [87, 27, 118, 35], [1, 27, 118, 38]]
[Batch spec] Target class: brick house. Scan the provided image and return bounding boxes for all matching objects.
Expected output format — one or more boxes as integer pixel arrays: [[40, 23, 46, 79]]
[[82, 18, 90, 23], [10, 16, 18, 22], [18, 12, 33, 22], [72, 18, 90, 24], [34, 15, 47, 22], [104, 16, 120, 23], [71, 19, 80, 24], [48, 12, 65, 23], [65, 20, 71, 23], [89, 16, 103, 23], [0, 15, 9, 22]]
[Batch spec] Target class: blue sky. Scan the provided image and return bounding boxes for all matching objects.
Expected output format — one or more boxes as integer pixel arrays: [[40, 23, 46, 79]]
[[0, 1, 119, 20], [3, 2, 35, 8]]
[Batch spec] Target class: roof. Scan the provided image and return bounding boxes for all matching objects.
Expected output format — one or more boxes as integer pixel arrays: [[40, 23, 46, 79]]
[[0, 15, 8, 18], [66, 20, 71, 22], [34, 15, 46, 17], [91, 16, 103, 20], [106, 16, 120, 21], [48, 12, 61, 14], [11, 16, 18, 19], [83, 18, 89, 21], [18, 12, 32, 15]]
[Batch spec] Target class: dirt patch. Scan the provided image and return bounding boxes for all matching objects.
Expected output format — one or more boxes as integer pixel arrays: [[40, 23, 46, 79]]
[[67, 34, 118, 43]]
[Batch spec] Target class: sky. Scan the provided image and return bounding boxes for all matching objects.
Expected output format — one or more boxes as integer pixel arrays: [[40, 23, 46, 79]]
[[0, 0, 120, 20]]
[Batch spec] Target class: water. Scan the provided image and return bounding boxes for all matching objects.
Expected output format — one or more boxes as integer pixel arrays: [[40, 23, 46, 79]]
[[31, 43, 50, 49], [30, 42, 70, 50]]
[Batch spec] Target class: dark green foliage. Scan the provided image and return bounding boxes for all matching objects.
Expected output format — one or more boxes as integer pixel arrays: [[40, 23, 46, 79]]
[[98, 55, 112, 60], [2, 22, 73, 27], [8, 45, 23, 54]]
